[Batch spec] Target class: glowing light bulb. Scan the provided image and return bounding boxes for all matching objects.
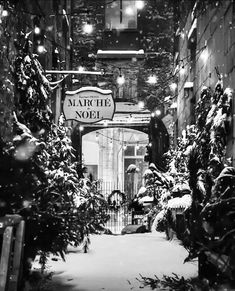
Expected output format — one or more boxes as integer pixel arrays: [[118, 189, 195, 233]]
[[37, 45, 45, 54], [135, 0, 145, 9], [147, 74, 157, 84], [79, 125, 84, 131], [34, 26, 41, 34], [83, 23, 93, 34], [2, 9, 8, 17], [155, 109, 161, 116], [117, 75, 125, 85]]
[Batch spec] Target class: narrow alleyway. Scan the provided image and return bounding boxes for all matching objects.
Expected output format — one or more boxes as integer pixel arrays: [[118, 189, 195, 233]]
[[37, 232, 198, 291]]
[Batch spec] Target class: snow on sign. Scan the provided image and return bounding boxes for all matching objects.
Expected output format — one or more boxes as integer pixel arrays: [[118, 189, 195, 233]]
[[63, 87, 115, 123]]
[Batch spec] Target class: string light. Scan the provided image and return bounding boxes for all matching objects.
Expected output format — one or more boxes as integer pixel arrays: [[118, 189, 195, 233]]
[[79, 125, 84, 131], [2, 9, 8, 17], [34, 26, 41, 35], [147, 74, 157, 84], [117, 75, 125, 85], [155, 109, 161, 116], [37, 45, 45, 54], [83, 23, 93, 34]]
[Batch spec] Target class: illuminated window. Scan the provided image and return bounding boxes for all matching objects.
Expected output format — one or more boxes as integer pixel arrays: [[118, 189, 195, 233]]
[[105, 0, 137, 30]]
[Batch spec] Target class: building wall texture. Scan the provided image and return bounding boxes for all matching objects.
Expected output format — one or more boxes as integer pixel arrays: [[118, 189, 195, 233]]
[[176, 1, 235, 158]]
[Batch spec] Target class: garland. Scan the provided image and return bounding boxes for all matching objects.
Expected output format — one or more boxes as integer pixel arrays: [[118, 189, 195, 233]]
[[107, 190, 126, 207]]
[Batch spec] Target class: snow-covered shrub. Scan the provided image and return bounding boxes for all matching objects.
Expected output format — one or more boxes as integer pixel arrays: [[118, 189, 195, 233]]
[[151, 209, 167, 232], [0, 34, 109, 278], [167, 195, 192, 210]]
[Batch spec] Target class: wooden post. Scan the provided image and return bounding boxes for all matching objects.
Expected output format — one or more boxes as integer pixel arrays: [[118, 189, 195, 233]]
[[0, 227, 14, 291], [0, 216, 25, 291], [8, 221, 25, 291]]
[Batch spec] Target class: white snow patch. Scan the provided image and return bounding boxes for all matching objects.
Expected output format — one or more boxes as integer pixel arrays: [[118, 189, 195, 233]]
[[167, 194, 192, 209]]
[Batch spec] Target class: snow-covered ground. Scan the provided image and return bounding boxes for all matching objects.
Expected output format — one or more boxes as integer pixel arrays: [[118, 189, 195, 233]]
[[35, 232, 198, 291]]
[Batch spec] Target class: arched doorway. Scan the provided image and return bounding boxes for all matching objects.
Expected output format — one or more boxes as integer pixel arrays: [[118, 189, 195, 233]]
[[82, 127, 149, 201], [70, 120, 169, 234]]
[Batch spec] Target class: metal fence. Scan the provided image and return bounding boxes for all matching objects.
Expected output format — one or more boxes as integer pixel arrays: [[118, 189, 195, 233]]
[[100, 181, 132, 234]]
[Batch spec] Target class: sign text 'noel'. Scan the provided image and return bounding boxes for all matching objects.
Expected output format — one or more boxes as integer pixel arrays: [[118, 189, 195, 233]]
[[63, 87, 115, 123]]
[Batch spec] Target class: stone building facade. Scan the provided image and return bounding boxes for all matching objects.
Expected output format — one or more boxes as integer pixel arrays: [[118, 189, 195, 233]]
[[174, 0, 235, 161]]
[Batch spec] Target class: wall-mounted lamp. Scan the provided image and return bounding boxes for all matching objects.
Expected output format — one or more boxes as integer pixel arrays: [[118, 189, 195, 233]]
[[117, 68, 125, 85]]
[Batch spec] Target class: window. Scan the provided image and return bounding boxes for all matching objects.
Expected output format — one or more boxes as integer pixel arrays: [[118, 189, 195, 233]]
[[105, 0, 137, 30], [136, 145, 146, 156], [125, 145, 135, 156]]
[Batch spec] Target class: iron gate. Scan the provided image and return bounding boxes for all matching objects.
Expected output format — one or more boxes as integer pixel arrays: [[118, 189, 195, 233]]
[[104, 205, 132, 234], [100, 181, 132, 234]]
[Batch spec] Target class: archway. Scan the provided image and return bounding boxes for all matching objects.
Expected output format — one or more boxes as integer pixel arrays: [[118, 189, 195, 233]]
[[82, 127, 149, 201], [71, 115, 170, 177]]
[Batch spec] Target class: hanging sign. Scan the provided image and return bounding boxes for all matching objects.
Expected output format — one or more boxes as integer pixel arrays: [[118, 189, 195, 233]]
[[63, 87, 115, 123]]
